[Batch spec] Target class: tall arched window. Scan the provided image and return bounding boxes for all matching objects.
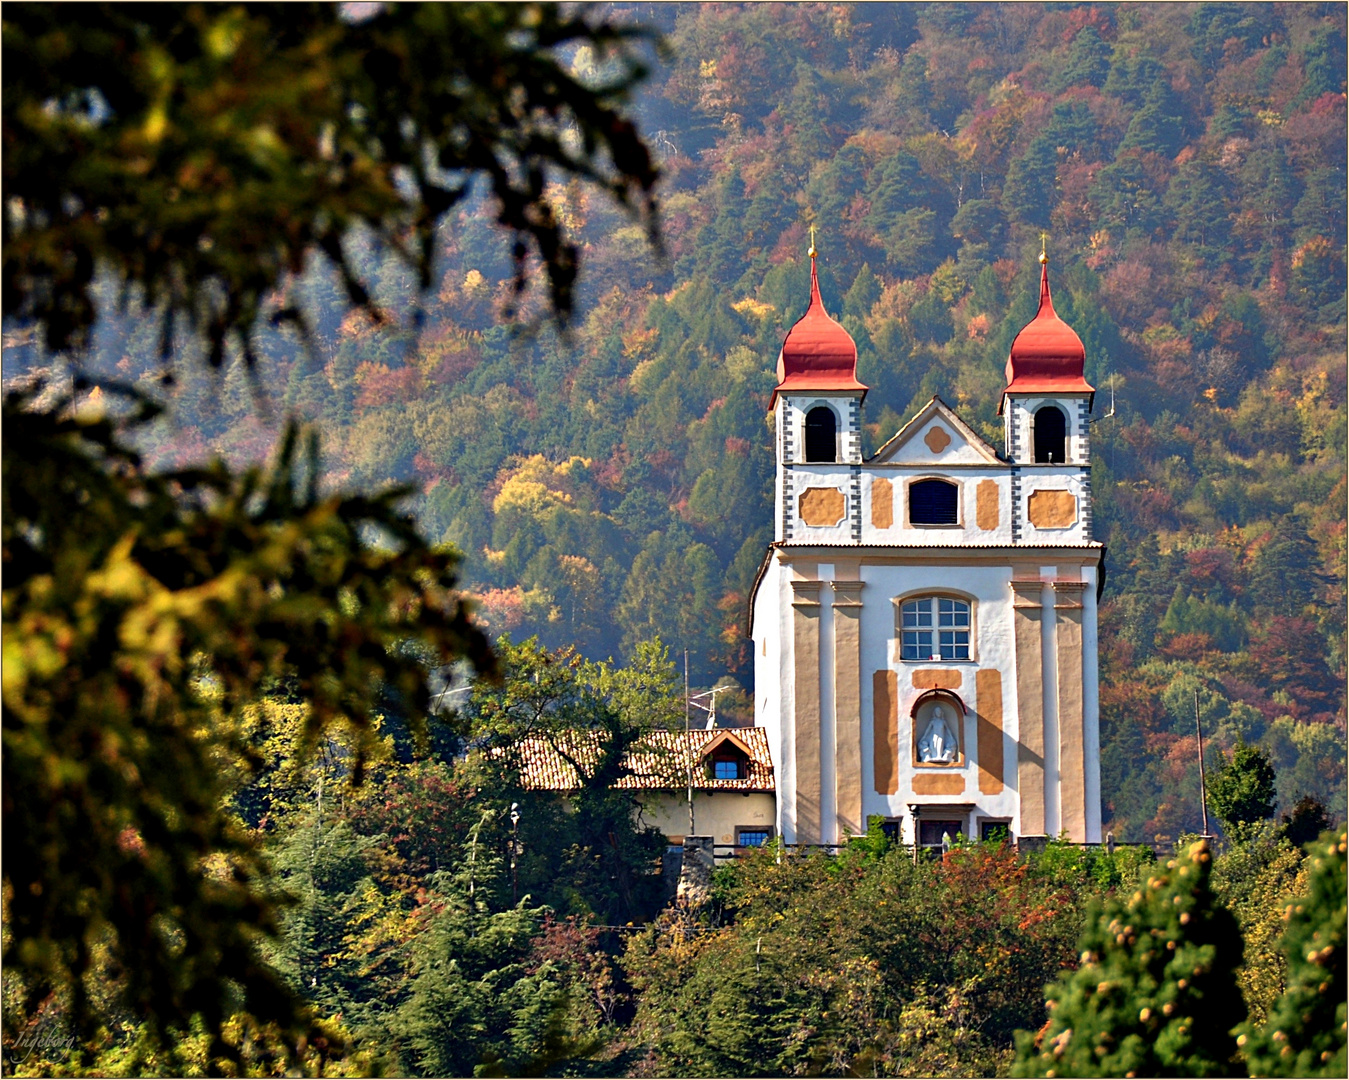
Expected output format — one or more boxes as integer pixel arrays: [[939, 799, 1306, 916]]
[[804, 407, 837, 462], [1033, 405, 1067, 463], [908, 478, 958, 525]]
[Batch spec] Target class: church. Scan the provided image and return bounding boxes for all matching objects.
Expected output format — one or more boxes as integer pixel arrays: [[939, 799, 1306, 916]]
[[748, 244, 1104, 850]]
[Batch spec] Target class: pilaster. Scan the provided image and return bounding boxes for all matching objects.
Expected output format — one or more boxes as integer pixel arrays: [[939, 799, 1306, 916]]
[[831, 580, 863, 837], [1053, 580, 1088, 842], [791, 580, 823, 844], [1011, 578, 1046, 838]]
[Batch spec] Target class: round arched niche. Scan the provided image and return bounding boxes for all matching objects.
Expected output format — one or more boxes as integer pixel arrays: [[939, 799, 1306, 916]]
[[910, 689, 965, 768]]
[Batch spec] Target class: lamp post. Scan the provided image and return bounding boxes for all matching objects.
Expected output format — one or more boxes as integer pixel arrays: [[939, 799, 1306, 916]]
[[509, 802, 521, 907]]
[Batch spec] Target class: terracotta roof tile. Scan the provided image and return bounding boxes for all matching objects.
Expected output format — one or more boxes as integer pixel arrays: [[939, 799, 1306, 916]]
[[502, 727, 775, 793]]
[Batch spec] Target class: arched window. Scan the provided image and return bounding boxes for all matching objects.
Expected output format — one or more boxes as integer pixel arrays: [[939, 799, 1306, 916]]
[[804, 407, 837, 462], [900, 596, 971, 661], [909, 478, 958, 525], [1033, 405, 1067, 463]]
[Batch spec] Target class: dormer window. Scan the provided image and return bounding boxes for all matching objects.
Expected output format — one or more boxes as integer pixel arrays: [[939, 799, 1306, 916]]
[[804, 407, 837, 462], [701, 730, 755, 783], [1033, 405, 1067, 463], [909, 478, 958, 525]]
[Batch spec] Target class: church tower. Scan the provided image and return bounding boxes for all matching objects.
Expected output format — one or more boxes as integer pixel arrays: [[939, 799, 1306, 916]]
[[750, 244, 1102, 851], [772, 237, 868, 544], [1000, 246, 1096, 544]]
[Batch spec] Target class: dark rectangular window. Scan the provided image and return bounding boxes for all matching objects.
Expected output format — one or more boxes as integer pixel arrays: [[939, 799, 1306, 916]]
[[909, 479, 958, 525], [736, 827, 773, 847], [918, 820, 964, 846]]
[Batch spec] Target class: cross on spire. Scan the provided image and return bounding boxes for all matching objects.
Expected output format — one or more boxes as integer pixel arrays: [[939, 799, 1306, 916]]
[[808, 224, 817, 259], [1039, 232, 1049, 265]]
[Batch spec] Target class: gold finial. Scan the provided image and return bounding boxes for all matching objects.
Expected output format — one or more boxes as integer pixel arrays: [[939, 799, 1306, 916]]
[[1039, 233, 1048, 265], [808, 224, 817, 259]]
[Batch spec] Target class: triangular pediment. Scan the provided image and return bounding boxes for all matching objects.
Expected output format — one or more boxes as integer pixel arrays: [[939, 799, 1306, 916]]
[[870, 396, 1002, 465], [700, 729, 754, 761]]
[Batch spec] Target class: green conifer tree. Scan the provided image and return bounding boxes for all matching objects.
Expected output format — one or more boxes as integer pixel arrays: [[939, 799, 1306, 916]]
[[1012, 839, 1246, 1078], [1237, 826, 1347, 1078], [1119, 79, 1186, 158], [1208, 741, 1278, 840], [1052, 27, 1112, 91], [1003, 134, 1058, 229]]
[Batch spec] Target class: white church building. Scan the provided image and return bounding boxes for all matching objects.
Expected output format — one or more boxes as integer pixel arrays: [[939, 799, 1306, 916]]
[[748, 248, 1104, 849]]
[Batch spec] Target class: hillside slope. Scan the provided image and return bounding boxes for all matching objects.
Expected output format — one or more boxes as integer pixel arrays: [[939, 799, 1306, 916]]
[[26, 2, 1347, 839]]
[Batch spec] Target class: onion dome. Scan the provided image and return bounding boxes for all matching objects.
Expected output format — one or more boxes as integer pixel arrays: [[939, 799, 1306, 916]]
[[771, 242, 867, 408], [1001, 252, 1094, 410]]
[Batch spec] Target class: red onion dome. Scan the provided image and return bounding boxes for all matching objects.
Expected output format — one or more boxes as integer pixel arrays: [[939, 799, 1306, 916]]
[[1002, 257, 1094, 406], [771, 253, 867, 407]]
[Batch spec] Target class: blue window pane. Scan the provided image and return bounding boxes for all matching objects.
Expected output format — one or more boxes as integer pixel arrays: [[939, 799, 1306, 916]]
[[902, 630, 932, 660], [939, 631, 970, 660], [901, 600, 931, 628], [938, 598, 969, 627], [713, 759, 741, 780], [738, 830, 771, 847]]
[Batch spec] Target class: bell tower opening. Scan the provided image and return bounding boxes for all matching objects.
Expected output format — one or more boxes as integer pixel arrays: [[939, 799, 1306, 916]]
[[1033, 405, 1067, 463], [805, 407, 838, 462]]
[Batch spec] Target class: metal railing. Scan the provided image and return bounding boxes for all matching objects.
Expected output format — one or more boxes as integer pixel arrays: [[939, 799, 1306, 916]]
[[699, 837, 1183, 863]]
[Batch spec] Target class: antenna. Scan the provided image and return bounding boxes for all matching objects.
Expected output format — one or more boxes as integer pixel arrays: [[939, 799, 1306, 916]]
[[1088, 373, 1116, 425], [689, 685, 730, 729], [1195, 689, 1211, 838], [685, 650, 693, 835]]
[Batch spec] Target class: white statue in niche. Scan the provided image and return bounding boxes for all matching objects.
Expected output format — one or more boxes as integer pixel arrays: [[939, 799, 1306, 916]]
[[918, 705, 958, 763]]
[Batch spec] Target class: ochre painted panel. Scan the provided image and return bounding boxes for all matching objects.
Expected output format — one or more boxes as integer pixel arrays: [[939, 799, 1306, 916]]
[[912, 772, 965, 796], [976, 479, 999, 530], [924, 426, 951, 452], [872, 670, 898, 795], [800, 487, 846, 527], [912, 669, 962, 689], [1027, 489, 1077, 528], [976, 669, 1004, 795], [871, 478, 893, 529]]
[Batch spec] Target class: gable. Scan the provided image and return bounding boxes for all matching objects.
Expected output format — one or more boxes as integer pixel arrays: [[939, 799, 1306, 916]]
[[870, 396, 1002, 466], [700, 729, 754, 762]]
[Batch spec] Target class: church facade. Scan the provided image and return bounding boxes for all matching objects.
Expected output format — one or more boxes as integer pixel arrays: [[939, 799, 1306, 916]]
[[749, 249, 1104, 849]]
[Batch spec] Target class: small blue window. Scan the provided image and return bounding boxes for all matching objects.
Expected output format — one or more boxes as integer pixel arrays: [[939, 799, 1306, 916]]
[[901, 597, 970, 660], [713, 757, 743, 780], [737, 828, 772, 847]]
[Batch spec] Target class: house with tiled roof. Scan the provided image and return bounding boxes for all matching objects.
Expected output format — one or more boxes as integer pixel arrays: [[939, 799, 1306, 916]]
[[507, 727, 777, 848]]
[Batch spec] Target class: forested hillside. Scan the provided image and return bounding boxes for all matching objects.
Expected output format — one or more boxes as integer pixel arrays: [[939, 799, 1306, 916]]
[[16, 2, 1346, 838]]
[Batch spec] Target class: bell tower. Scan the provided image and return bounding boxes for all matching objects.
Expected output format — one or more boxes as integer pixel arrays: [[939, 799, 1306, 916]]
[[1000, 244, 1096, 545], [1000, 243, 1095, 470], [772, 234, 868, 543]]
